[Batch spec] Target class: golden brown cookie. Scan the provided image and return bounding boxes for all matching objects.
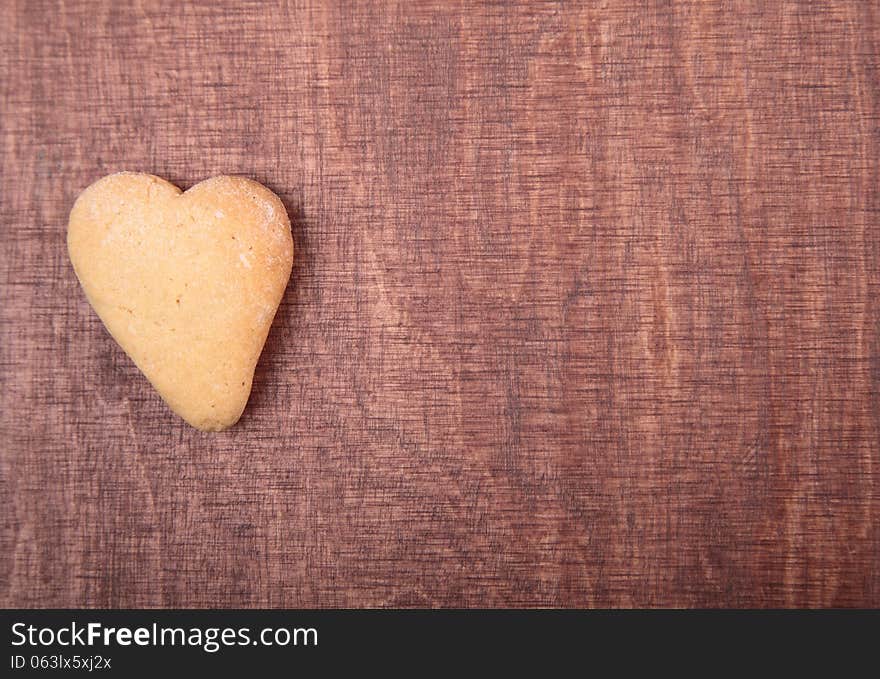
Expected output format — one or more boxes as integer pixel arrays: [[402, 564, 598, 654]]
[[68, 172, 294, 431]]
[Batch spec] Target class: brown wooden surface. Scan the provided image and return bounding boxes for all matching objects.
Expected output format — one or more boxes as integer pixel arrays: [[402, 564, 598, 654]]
[[2, 1, 879, 608]]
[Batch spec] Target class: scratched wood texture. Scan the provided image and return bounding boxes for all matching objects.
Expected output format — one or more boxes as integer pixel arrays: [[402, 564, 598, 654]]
[[1, 1, 879, 608]]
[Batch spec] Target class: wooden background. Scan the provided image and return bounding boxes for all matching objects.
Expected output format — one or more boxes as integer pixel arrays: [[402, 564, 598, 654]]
[[2, 1, 878, 608]]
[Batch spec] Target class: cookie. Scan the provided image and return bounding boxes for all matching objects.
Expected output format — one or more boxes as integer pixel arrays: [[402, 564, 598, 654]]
[[68, 172, 294, 431]]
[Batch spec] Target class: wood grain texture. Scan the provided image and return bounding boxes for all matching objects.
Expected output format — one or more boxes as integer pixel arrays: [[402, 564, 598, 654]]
[[1, 0, 878, 608]]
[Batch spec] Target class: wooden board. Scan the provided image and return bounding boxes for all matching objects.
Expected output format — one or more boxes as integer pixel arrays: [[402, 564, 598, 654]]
[[1, 1, 878, 608]]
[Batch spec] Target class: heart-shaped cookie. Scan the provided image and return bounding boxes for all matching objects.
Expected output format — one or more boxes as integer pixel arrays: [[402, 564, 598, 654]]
[[68, 172, 294, 431]]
